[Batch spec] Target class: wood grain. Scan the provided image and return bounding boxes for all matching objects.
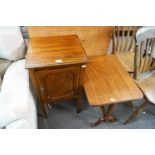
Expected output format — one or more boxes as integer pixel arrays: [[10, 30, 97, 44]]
[[26, 35, 88, 117], [83, 55, 143, 106], [35, 66, 81, 102], [115, 51, 134, 72], [28, 26, 113, 56], [26, 35, 88, 68]]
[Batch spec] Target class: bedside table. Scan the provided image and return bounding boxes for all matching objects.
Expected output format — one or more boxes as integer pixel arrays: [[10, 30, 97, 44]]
[[26, 35, 88, 118]]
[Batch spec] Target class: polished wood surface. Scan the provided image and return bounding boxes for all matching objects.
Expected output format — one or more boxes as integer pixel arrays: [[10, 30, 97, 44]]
[[26, 35, 88, 68], [28, 26, 113, 56], [115, 51, 134, 72], [26, 35, 88, 117], [83, 55, 143, 106], [35, 66, 81, 101]]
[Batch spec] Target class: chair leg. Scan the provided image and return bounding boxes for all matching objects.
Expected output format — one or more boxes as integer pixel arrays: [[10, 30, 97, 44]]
[[124, 100, 149, 125]]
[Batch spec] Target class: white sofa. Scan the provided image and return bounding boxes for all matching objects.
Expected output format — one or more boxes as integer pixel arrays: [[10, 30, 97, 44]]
[[0, 27, 37, 129]]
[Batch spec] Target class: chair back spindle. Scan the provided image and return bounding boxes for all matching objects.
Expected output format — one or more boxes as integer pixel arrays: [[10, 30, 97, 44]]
[[134, 27, 155, 79], [112, 26, 139, 53]]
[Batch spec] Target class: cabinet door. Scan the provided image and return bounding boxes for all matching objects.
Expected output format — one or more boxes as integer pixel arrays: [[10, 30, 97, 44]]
[[35, 66, 81, 102]]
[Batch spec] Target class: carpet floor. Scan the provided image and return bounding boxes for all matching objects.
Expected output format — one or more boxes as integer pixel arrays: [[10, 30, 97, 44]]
[[38, 94, 155, 129]]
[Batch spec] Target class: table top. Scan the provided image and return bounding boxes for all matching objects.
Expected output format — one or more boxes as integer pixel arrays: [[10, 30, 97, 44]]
[[25, 35, 88, 69], [83, 55, 143, 106]]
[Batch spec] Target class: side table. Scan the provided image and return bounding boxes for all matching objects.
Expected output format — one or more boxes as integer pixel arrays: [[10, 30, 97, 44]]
[[26, 35, 88, 118]]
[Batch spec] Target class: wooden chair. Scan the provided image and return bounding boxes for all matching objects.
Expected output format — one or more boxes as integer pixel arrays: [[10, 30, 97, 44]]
[[111, 26, 140, 73], [124, 26, 155, 124]]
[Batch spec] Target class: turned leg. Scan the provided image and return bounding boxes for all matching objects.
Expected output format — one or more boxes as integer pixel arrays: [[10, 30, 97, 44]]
[[124, 100, 148, 125], [36, 97, 47, 118], [29, 70, 47, 118], [90, 104, 116, 127], [36, 103, 47, 118], [100, 106, 106, 115], [104, 104, 117, 121], [40, 101, 47, 118]]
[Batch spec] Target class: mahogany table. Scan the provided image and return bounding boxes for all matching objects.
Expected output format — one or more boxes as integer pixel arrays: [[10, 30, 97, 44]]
[[83, 55, 143, 127]]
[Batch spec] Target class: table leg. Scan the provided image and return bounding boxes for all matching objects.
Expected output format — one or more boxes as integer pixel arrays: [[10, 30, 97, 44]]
[[90, 104, 117, 127], [104, 104, 117, 121], [128, 101, 136, 111], [76, 96, 81, 113], [100, 106, 106, 115], [90, 106, 106, 127], [40, 102, 47, 118]]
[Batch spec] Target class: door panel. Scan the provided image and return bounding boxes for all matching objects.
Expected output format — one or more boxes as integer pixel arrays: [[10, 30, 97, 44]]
[[35, 66, 81, 102]]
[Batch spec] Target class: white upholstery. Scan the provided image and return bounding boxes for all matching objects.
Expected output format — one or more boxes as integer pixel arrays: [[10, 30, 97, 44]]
[[0, 59, 37, 129], [0, 59, 11, 91], [0, 95, 18, 128], [0, 59, 11, 77], [0, 77, 1, 90], [0, 27, 26, 61], [6, 91, 37, 129]]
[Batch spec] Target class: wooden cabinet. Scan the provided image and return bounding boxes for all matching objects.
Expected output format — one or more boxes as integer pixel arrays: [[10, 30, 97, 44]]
[[34, 66, 81, 101], [26, 35, 88, 118]]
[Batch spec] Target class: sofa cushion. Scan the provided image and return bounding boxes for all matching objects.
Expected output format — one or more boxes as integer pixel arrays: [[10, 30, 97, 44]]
[[0, 60, 29, 128], [0, 76, 1, 91], [0, 59, 11, 77], [0, 97, 18, 128], [0, 59, 37, 129], [0, 27, 26, 61], [0, 59, 11, 91]]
